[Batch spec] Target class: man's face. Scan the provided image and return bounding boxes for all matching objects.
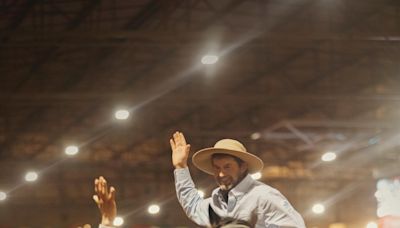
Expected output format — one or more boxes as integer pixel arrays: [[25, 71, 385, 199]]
[[212, 155, 248, 191]]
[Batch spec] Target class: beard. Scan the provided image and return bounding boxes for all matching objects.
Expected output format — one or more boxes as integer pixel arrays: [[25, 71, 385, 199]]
[[217, 176, 236, 191], [219, 182, 234, 191], [214, 166, 248, 191]]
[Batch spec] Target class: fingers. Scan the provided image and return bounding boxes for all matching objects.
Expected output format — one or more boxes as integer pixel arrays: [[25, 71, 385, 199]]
[[169, 139, 176, 150], [94, 176, 111, 202], [172, 131, 186, 146], [94, 178, 99, 193], [180, 132, 187, 145], [109, 186, 116, 201], [93, 195, 102, 209], [96, 176, 107, 198], [101, 176, 109, 196], [93, 195, 99, 204], [100, 176, 104, 196], [173, 131, 180, 145]]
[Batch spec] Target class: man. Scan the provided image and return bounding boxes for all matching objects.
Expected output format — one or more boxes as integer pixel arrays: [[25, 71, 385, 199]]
[[170, 131, 306, 228]]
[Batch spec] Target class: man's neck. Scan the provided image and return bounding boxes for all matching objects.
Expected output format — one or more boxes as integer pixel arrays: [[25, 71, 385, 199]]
[[220, 172, 248, 202]]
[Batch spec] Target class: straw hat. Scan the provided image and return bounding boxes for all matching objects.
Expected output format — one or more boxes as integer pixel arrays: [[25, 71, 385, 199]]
[[192, 139, 264, 175]]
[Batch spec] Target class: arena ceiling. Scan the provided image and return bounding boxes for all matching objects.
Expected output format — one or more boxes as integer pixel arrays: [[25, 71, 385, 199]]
[[0, 0, 399, 227]]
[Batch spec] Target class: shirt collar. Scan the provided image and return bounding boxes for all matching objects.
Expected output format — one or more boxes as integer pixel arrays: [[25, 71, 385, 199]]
[[229, 174, 254, 197]]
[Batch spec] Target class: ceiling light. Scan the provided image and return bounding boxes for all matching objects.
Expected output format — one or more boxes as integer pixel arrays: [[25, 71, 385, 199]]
[[251, 172, 262, 180], [197, 190, 205, 198], [65, 145, 79, 156], [113, 217, 124, 226], [0, 191, 6, 201], [25, 171, 38, 182], [321, 152, 336, 162], [148, 204, 160, 214], [366, 222, 378, 228], [201, 55, 218, 65], [115, 110, 130, 120], [251, 132, 261, 140], [312, 203, 325, 214]]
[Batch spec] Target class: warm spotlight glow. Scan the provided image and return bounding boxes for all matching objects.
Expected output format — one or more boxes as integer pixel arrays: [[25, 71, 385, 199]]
[[251, 132, 261, 140], [148, 204, 160, 214], [312, 203, 325, 214], [65, 145, 79, 156], [321, 152, 337, 162], [251, 172, 262, 180], [0, 191, 6, 201], [201, 55, 218, 65], [113, 217, 124, 226], [366, 222, 378, 228], [114, 110, 130, 120], [25, 171, 38, 182], [329, 223, 346, 228], [198, 190, 205, 198]]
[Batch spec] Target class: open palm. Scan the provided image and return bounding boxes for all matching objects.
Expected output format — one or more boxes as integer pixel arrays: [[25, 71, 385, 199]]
[[93, 176, 116, 226], [170, 131, 191, 169]]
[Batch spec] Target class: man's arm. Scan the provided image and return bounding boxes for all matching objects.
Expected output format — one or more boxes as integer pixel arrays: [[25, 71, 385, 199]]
[[170, 131, 210, 226], [93, 176, 117, 228]]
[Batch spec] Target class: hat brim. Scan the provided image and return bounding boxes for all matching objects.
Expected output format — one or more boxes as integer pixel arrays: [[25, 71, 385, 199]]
[[192, 148, 264, 175]]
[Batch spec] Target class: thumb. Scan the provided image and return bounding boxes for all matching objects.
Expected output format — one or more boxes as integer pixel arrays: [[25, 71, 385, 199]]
[[93, 195, 99, 203], [93, 195, 102, 207]]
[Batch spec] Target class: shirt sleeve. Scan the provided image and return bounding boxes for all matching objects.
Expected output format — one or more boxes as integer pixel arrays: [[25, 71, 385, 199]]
[[259, 189, 306, 228], [174, 167, 211, 226]]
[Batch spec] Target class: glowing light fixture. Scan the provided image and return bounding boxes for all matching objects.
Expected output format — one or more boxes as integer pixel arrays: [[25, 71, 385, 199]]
[[321, 152, 337, 162], [25, 171, 38, 182], [365, 222, 378, 228], [65, 145, 79, 156], [113, 217, 124, 226], [251, 132, 261, 140], [312, 203, 325, 214], [251, 172, 262, 180], [198, 190, 205, 198], [0, 191, 6, 201], [115, 110, 130, 120], [201, 55, 218, 65], [148, 204, 160, 214]]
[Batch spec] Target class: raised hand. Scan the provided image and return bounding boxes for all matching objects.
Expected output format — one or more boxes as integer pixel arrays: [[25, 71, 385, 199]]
[[170, 131, 191, 169], [93, 176, 117, 226]]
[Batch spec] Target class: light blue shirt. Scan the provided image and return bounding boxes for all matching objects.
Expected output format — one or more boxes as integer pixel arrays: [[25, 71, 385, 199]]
[[174, 167, 306, 228]]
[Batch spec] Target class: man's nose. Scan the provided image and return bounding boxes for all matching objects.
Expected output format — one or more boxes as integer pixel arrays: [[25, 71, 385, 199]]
[[218, 171, 226, 177]]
